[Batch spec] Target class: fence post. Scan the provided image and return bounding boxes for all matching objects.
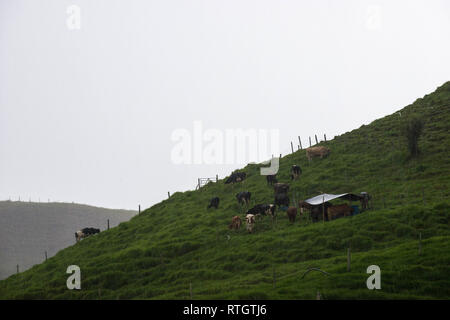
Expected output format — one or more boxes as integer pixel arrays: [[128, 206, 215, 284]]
[[347, 247, 351, 272], [272, 266, 276, 289], [322, 196, 325, 223], [107, 219, 110, 230], [315, 134, 318, 144], [324, 134, 327, 142], [291, 141, 294, 153], [45, 251, 48, 261], [309, 136, 311, 147], [216, 174, 218, 182], [298, 136, 302, 149], [16, 264, 19, 274], [168, 192, 170, 198], [279, 153, 282, 159], [139, 204, 141, 215]]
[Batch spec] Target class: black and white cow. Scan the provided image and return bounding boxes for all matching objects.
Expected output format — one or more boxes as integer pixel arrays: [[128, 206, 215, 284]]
[[290, 165, 302, 180], [207, 197, 220, 209], [247, 204, 276, 219], [236, 191, 251, 205], [225, 172, 246, 184], [75, 227, 100, 242]]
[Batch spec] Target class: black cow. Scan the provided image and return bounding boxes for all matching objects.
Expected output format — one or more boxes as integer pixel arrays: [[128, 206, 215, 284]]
[[75, 227, 100, 242], [273, 183, 289, 195], [266, 175, 278, 185], [310, 202, 331, 222], [290, 165, 302, 180], [236, 191, 251, 205], [247, 204, 276, 219], [274, 193, 290, 207], [207, 197, 220, 209], [225, 172, 247, 184]]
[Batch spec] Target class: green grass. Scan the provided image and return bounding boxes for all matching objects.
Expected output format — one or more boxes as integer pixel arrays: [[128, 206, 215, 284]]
[[1, 82, 449, 300]]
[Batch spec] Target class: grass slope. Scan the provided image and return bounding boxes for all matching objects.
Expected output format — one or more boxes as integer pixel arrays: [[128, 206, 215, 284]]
[[1, 82, 449, 299]]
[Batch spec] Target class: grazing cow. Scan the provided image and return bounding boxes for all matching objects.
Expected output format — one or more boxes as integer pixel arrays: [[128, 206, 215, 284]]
[[306, 146, 330, 161], [327, 204, 353, 221], [291, 165, 302, 180], [286, 206, 298, 223], [274, 193, 290, 207], [360, 192, 371, 211], [236, 191, 251, 205], [245, 214, 256, 233], [229, 216, 242, 230], [247, 204, 276, 219], [298, 201, 312, 215], [207, 197, 220, 209], [225, 172, 247, 184], [75, 227, 100, 242], [266, 174, 278, 185], [273, 183, 290, 195]]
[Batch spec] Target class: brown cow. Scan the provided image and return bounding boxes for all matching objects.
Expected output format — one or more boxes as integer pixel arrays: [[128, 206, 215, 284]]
[[229, 216, 242, 230], [306, 146, 330, 161], [286, 206, 297, 223], [245, 214, 256, 233], [327, 204, 353, 221]]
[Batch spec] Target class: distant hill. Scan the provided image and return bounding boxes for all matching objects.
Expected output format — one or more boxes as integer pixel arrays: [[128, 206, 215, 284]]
[[0, 82, 449, 299], [0, 201, 136, 280]]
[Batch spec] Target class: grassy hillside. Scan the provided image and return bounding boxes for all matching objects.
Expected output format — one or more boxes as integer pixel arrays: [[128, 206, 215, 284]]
[[0, 201, 136, 280], [1, 82, 449, 299]]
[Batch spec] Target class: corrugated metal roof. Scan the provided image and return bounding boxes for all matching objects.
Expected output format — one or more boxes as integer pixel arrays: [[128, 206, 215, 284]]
[[304, 193, 362, 206]]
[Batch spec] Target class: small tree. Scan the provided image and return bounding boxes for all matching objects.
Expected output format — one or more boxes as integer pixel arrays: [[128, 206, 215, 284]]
[[404, 116, 424, 157]]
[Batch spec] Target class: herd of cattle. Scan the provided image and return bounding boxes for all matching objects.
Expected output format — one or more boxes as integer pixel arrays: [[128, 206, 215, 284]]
[[208, 146, 370, 233], [74, 145, 366, 240]]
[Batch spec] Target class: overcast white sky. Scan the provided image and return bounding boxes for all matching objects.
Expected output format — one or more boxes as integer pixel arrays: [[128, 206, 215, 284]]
[[1, 0, 449, 210]]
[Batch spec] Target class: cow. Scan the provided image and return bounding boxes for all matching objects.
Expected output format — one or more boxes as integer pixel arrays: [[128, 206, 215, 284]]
[[360, 192, 371, 211], [229, 216, 242, 230], [306, 146, 330, 161], [236, 191, 251, 205], [247, 204, 276, 219], [291, 165, 302, 180], [273, 183, 289, 195], [274, 193, 290, 207], [286, 206, 297, 223], [308, 202, 332, 222], [327, 204, 353, 221], [225, 172, 247, 184], [207, 197, 220, 209], [75, 227, 100, 242], [298, 201, 312, 215], [266, 174, 278, 185], [245, 214, 256, 233]]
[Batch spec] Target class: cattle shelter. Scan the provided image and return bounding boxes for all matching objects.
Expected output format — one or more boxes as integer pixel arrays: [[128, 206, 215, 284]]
[[304, 193, 363, 206]]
